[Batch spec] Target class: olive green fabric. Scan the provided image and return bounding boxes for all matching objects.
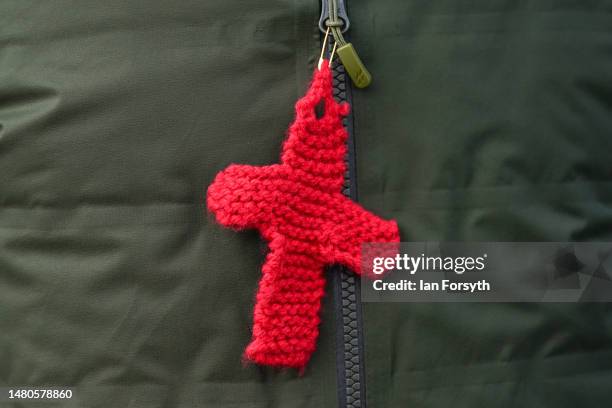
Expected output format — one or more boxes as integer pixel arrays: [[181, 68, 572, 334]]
[[2, 1, 612, 408], [350, 1, 612, 407], [0, 1, 337, 407]]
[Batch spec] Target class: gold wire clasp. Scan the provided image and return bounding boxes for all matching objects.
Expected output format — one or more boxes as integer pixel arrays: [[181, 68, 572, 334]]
[[329, 41, 337, 67], [318, 27, 337, 70]]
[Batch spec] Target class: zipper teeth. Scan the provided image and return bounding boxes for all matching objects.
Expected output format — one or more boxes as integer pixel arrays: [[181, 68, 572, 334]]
[[330, 54, 366, 408]]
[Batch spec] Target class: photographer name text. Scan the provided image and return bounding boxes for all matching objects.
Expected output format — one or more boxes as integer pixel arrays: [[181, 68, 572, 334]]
[[373, 279, 491, 293]]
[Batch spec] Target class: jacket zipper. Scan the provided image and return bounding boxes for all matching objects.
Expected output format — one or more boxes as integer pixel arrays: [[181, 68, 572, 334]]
[[320, 0, 371, 88], [320, 1, 367, 407]]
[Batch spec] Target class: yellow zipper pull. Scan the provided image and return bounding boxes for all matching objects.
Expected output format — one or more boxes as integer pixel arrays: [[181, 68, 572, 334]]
[[336, 43, 371, 88]]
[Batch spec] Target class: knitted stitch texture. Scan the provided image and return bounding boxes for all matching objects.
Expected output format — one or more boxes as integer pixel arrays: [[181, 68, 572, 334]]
[[207, 62, 400, 369]]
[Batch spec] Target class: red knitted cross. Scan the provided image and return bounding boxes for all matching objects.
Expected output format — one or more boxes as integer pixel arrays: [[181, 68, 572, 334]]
[[207, 61, 400, 370]]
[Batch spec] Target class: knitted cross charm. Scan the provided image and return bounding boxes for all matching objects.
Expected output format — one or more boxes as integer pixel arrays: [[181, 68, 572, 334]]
[[207, 61, 400, 370]]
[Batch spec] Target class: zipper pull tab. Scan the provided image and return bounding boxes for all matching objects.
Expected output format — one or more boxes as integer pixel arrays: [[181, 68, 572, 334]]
[[320, 0, 372, 88], [336, 43, 371, 88]]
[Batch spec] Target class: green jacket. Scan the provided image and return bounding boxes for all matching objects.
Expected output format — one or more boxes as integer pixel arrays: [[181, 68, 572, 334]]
[[1, 1, 611, 407]]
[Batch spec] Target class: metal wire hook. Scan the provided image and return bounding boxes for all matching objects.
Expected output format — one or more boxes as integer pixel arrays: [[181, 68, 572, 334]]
[[318, 27, 331, 70], [328, 40, 337, 67]]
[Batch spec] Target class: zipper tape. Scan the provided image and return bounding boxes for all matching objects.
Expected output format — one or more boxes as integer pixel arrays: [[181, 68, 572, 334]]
[[324, 12, 367, 407]]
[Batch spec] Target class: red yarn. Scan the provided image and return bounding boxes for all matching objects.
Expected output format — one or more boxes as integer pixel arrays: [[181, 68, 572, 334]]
[[207, 62, 400, 369]]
